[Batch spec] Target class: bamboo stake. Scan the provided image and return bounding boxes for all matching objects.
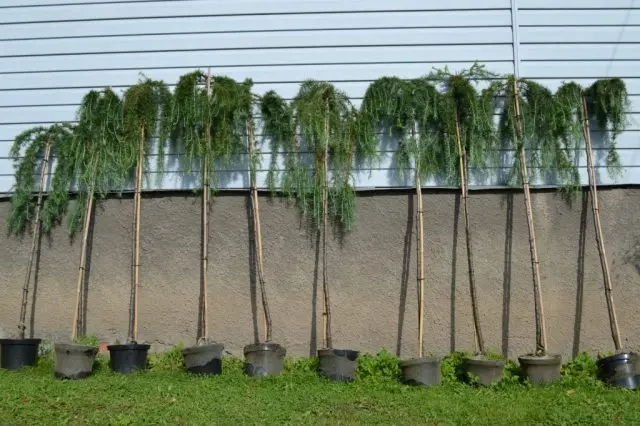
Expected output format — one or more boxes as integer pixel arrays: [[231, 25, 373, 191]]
[[247, 116, 273, 342], [72, 189, 95, 341], [513, 79, 548, 354], [199, 68, 212, 341], [322, 111, 333, 349], [454, 112, 485, 354], [18, 140, 52, 339], [129, 127, 144, 342], [412, 123, 425, 358], [581, 95, 622, 351]]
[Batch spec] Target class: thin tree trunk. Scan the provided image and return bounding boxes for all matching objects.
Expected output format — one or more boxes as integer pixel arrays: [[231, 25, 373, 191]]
[[72, 190, 95, 341], [454, 112, 485, 354], [581, 95, 622, 351], [199, 68, 212, 341], [128, 128, 144, 342], [322, 112, 333, 349], [248, 116, 273, 342], [412, 124, 425, 358], [513, 79, 547, 355], [18, 140, 52, 339]]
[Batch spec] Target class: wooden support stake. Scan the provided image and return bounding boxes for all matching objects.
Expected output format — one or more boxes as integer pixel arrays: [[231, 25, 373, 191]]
[[581, 95, 622, 351], [72, 190, 95, 341], [412, 124, 425, 359], [322, 111, 333, 349], [18, 140, 52, 339]]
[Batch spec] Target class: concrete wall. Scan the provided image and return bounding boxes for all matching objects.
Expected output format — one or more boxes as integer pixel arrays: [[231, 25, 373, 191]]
[[2, 187, 640, 360]]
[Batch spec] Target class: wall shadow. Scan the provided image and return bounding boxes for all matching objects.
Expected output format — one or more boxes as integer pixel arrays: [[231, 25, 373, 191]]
[[246, 195, 260, 344], [450, 193, 460, 353], [395, 193, 414, 356], [573, 190, 589, 357], [309, 230, 320, 356], [501, 193, 514, 357]]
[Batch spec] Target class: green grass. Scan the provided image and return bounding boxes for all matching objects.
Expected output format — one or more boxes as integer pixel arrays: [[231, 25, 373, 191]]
[[0, 352, 638, 425]]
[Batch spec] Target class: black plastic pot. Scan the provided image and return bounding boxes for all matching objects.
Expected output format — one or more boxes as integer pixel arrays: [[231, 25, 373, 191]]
[[54, 343, 98, 380], [400, 357, 441, 387], [518, 354, 562, 385], [0, 338, 41, 370], [464, 357, 505, 386], [107, 343, 150, 373], [244, 343, 286, 377], [183, 343, 224, 375], [318, 348, 359, 382], [596, 352, 639, 390]]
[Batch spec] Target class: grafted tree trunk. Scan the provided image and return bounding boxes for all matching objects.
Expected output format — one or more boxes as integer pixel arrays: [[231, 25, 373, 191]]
[[18, 140, 52, 339], [454, 111, 485, 354], [513, 79, 547, 355], [128, 127, 144, 342], [411, 124, 425, 358], [322, 112, 333, 349], [72, 190, 95, 341], [581, 95, 622, 351], [247, 116, 273, 342]]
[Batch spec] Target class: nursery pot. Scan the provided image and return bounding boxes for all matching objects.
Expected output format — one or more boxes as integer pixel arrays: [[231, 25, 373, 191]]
[[183, 343, 224, 375], [107, 343, 150, 373], [596, 352, 640, 390], [318, 348, 359, 382], [244, 342, 286, 377], [400, 356, 441, 387], [54, 343, 98, 380], [464, 357, 505, 386], [518, 354, 562, 385], [0, 338, 41, 370]]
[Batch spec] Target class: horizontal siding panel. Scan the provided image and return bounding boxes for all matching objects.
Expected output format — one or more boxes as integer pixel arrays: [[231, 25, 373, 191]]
[[533, 78, 640, 93], [0, 44, 513, 74], [0, 27, 512, 57], [519, 9, 640, 26], [0, 0, 511, 24], [520, 44, 640, 61], [520, 26, 640, 44], [0, 10, 513, 40], [521, 61, 640, 78], [5, 78, 640, 108], [518, 0, 640, 8], [0, 61, 515, 91]]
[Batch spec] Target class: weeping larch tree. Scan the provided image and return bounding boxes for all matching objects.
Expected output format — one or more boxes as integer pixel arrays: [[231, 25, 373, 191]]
[[43, 88, 127, 340], [555, 78, 629, 352], [8, 123, 74, 339], [360, 76, 439, 357], [121, 77, 171, 343], [165, 70, 247, 343], [491, 75, 579, 355], [285, 80, 372, 349], [430, 64, 498, 356]]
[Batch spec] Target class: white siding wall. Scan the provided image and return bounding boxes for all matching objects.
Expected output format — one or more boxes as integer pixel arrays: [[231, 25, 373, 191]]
[[0, 0, 638, 193]]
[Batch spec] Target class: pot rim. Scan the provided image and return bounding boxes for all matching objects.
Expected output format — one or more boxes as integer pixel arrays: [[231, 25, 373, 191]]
[[317, 348, 359, 357], [54, 343, 99, 353], [399, 356, 441, 367], [243, 342, 286, 356], [596, 352, 636, 366], [465, 357, 505, 367], [107, 344, 151, 351], [0, 338, 41, 345], [518, 353, 562, 365], [183, 343, 224, 355]]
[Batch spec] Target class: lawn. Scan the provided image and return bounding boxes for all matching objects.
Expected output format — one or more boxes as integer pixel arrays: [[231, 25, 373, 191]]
[[0, 353, 639, 425]]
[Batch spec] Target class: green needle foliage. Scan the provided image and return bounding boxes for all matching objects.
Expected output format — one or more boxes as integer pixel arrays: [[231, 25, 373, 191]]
[[290, 80, 371, 231], [8, 123, 75, 234], [430, 64, 498, 184], [360, 76, 439, 183], [166, 70, 251, 193], [492, 75, 580, 192], [42, 88, 126, 234], [123, 77, 171, 183]]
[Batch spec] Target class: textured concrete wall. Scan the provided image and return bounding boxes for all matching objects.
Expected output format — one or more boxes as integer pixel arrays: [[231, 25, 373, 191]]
[[1, 188, 640, 361]]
